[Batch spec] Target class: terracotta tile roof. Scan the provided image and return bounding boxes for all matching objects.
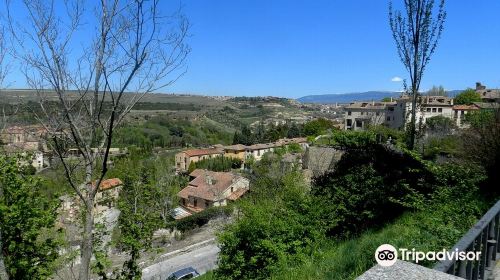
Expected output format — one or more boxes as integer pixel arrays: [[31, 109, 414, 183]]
[[97, 178, 123, 191], [346, 102, 396, 110], [223, 144, 247, 151], [189, 169, 205, 178], [178, 170, 240, 201], [182, 148, 223, 157], [248, 143, 277, 150], [227, 188, 248, 201], [452, 105, 479, 110]]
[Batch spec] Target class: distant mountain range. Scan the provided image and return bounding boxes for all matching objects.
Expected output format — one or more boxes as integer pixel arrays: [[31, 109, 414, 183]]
[[297, 90, 463, 104]]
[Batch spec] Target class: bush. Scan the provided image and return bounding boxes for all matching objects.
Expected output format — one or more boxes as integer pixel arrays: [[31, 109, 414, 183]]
[[167, 205, 233, 232], [189, 156, 242, 173], [330, 130, 377, 149], [312, 144, 437, 237]]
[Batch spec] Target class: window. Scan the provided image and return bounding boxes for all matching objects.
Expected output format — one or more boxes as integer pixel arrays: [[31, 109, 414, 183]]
[[386, 117, 391, 121], [347, 111, 352, 116], [193, 198, 197, 207], [438, 108, 442, 113], [356, 120, 362, 128], [461, 110, 465, 116], [360, 112, 364, 115], [231, 187, 234, 193], [426, 108, 431, 112], [346, 119, 352, 126], [432, 108, 437, 112]]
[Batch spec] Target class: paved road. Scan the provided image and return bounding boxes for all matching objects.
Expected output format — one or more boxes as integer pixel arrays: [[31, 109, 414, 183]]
[[142, 244, 219, 280]]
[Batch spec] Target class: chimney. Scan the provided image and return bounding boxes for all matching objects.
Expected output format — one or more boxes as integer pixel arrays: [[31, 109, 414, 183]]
[[476, 82, 486, 91], [205, 175, 214, 185]]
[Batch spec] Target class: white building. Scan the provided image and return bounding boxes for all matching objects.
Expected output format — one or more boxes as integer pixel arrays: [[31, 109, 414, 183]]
[[344, 101, 398, 130], [396, 95, 454, 128]]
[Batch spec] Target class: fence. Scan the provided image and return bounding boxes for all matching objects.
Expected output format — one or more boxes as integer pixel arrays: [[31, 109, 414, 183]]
[[434, 200, 500, 279]]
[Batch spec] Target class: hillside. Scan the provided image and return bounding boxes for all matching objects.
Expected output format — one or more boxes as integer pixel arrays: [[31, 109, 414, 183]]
[[297, 91, 400, 104], [297, 90, 463, 104]]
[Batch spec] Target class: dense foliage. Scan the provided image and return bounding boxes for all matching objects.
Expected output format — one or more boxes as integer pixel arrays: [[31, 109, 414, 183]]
[[113, 116, 233, 149], [188, 156, 243, 173], [215, 155, 323, 280], [212, 128, 493, 280], [232, 122, 304, 145], [454, 88, 481, 105], [0, 156, 61, 279], [106, 152, 187, 278], [461, 109, 500, 195]]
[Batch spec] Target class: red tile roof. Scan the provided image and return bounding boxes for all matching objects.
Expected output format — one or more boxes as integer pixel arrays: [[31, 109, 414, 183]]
[[189, 169, 205, 178], [182, 148, 223, 157], [452, 105, 479, 110], [178, 170, 242, 201], [227, 188, 248, 201], [97, 178, 123, 191]]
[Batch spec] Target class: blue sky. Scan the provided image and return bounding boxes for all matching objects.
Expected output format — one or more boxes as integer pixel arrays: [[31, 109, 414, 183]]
[[4, 1, 500, 98], [166, 0, 500, 97]]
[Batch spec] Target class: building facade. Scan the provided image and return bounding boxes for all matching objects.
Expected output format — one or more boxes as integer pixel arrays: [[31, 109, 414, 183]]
[[344, 101, 397, 130], [175, 148, 224, 172], [175, 138, 309, 171], [177, 169, 250, 214]]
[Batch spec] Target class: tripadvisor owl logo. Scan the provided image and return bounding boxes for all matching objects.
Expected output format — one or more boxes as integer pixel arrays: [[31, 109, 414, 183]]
[[375, 244, 398, 267], [374, 244, 482, 267]]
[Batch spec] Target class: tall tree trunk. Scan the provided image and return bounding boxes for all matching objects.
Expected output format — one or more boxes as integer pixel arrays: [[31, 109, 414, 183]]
[[409, 89, 418, 150], [0, 231, 8, 280], [79, 198, 94, 280]]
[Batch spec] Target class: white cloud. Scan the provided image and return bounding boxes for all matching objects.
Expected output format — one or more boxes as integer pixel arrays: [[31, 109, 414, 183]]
[[391, 76, 403, 82]]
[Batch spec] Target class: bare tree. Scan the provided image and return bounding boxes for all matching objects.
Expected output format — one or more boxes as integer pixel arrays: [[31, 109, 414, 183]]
[[5, 0, 189, 278], [0, 23, 10, 280], [389, 0, 446, 149]]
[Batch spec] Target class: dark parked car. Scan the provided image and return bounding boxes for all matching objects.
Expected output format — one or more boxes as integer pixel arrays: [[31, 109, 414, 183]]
[[166, 267, 200, 280]]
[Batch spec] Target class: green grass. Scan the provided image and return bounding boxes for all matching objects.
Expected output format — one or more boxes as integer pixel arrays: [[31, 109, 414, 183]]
[[197, 196, 487, 280], [270, 202, 484, 280]]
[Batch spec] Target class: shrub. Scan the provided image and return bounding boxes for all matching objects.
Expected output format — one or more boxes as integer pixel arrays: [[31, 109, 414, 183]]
[[167, 205, 233, 232]]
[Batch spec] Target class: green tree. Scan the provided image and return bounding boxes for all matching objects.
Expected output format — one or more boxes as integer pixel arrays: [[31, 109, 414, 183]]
[[426, 85, 447, 96], [216, 155, 322, 280], [116, 171, 162, 279], [303, 118, 335, 136], [287, 123, 301, 138], [0, 156, 61, 279], [454, 88, 481, 105], [425, 115, 456, 135], [381, 97, 393, 102]]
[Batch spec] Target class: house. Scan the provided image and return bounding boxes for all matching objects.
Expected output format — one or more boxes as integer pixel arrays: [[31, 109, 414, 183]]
[[59, 178, 123, 223], [175, 147, 224, 172], [246, 143, 278, 161], [244, 138, 308, 161], [344, 101, 397, 130], [452, 104, 480, 128], [223, 144, 247, 161], [94, 178, 123, 213], [394, 95, 454, 128], [0, 125, 50, 170], [0, 125, 46, 146], [176, 169, 249, 215], [475, 82, 500, 103]]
